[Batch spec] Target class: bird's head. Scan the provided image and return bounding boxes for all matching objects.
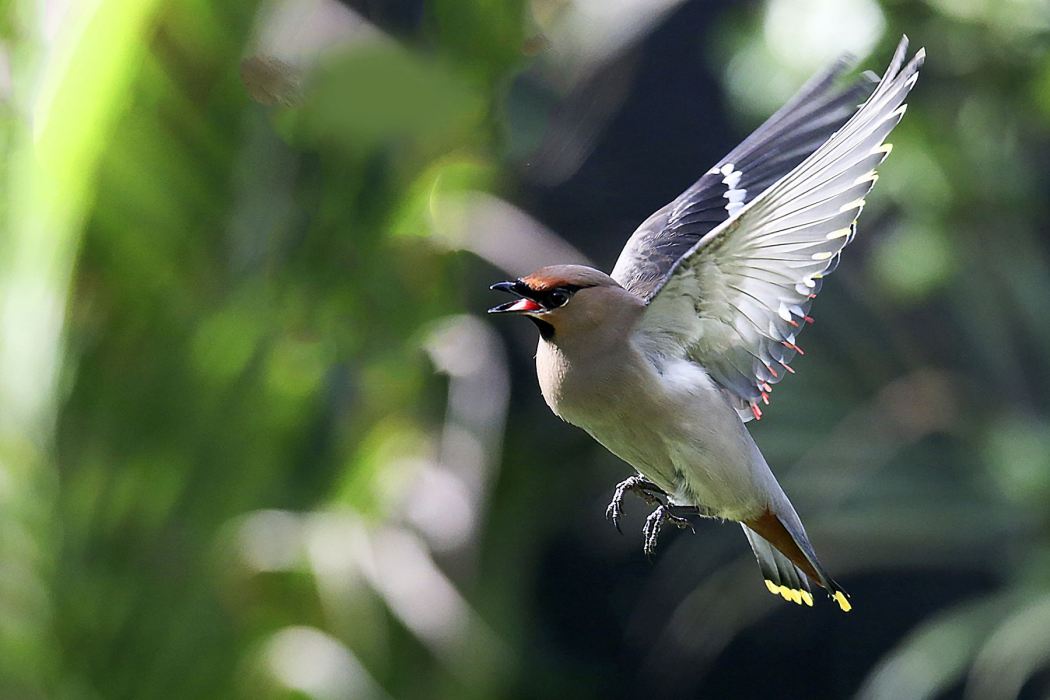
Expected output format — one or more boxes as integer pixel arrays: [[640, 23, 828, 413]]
[[488, 265, 637, 341]]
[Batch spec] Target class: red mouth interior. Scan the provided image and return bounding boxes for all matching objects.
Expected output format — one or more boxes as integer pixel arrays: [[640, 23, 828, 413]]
[[507, 298, 542, 312]]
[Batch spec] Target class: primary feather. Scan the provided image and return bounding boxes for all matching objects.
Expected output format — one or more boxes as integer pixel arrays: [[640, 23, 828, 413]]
[[633, 36, 924, 422], [612, 55, 878, 300]]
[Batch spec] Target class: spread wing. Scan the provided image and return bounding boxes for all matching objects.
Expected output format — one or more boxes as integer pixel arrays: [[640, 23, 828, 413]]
[[634, 36, 924, 422], [611, 57, 879, 300]]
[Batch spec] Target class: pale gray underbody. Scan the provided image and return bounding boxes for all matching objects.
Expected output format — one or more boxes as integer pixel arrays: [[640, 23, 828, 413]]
[[537, 329, 788, 522]]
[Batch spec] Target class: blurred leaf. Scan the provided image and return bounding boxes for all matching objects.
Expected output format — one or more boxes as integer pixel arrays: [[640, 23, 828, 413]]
[[296, 42, 484, 157], [430, 0, 529, 83], [982, 415, 1050, 508], [857, 596, 1017, 700], [869, 221, 956, 304]]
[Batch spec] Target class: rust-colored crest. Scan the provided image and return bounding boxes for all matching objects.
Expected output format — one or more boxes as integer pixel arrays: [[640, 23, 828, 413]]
[[520, 265, 613, 291]]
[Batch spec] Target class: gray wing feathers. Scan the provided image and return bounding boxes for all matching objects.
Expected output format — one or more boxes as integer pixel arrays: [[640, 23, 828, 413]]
[[637, 36, 924, 422], [612, 56, 878, 299]]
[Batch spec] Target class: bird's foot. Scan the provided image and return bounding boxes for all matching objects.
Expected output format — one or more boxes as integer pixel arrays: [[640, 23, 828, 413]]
[[642, 505, 697, 558], [606, 475, 666, 533]]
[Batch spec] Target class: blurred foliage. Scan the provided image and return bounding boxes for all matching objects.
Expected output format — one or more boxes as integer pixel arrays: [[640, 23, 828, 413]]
[[1, 0, 1050, 699]]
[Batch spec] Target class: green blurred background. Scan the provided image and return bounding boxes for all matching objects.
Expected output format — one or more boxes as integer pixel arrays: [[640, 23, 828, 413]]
[[2, 0, 1050, 697]]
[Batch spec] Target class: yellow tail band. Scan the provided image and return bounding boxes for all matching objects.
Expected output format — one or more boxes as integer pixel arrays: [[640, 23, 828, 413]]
[[763, 579, 814, 607]]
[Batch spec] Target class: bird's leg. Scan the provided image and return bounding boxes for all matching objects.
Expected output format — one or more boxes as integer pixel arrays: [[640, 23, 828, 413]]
[[642, 505, 697, 558], [606, 475, 666, 533]]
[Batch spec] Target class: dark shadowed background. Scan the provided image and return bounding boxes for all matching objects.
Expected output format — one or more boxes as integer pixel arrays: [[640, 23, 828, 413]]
[[3, 0, 1050, 698]]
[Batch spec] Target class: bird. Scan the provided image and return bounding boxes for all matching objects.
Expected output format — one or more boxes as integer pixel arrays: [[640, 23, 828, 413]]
[[489, 36, 924, 612]]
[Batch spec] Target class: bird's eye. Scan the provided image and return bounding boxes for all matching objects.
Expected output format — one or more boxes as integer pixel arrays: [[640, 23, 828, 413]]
[[548, 289, 570, 308]]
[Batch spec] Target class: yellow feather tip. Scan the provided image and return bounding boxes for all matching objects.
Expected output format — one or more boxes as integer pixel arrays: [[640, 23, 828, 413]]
[[765, 580, 843, 610], [764, 580, 809, 606]]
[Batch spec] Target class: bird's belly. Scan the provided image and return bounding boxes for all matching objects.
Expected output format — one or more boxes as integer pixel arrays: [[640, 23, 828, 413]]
[[578, 419, 681, 496], [664, 433, 766, 520], [583, 418, 765, 520], [565, 364, 768, 520]]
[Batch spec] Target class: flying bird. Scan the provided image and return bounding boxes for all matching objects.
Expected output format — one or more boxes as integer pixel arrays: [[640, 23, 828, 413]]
[[490, 37, 924, 612]]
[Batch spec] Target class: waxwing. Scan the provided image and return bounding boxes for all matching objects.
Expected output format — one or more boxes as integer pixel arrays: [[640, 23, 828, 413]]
[[491, 37, 924, 612]]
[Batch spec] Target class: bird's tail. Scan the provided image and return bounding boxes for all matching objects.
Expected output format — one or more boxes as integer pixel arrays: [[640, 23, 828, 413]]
[[742, 509, 851, 613]]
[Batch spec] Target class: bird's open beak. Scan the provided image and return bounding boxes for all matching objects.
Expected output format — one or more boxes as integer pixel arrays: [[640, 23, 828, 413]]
[[488, 281, 543, 314]]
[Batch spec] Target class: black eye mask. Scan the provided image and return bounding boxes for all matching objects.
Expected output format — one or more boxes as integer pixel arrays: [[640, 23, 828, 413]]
[[535, 285, 580, 309]]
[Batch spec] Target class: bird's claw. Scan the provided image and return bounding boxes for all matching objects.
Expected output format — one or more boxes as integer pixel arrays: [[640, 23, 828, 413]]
[[606, 475, 700, 555], [605, 500, 624, 533], [606, 475, 665, 533], [642, 505, 696, 558]]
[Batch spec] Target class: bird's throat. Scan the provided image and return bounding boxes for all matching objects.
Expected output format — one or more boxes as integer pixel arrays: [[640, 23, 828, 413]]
[[528, 317, 554, 339]]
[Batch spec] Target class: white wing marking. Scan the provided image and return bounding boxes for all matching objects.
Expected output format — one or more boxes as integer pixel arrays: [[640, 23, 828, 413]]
[[634, 37, 925, 422]]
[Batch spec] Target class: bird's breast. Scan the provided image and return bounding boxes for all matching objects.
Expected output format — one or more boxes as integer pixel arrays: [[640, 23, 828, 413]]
[[536, 340, 769, 516], [535, 338, 651, 426]]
